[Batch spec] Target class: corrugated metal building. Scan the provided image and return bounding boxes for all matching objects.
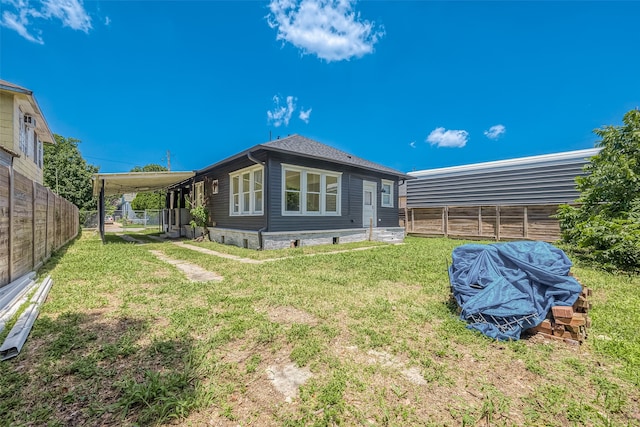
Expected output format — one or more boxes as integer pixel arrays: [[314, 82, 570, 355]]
[[403, 148, 601, 241], [406, 148, 600, 208]]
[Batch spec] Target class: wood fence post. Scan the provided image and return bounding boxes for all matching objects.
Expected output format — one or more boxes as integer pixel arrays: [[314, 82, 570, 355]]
[[8, 168, 13, 282], [411, 208, 415, 232], [495, 205, 501, 241], [32, 181, 36, 270], [443, 206, 449, 238], [45, 188, 49, 261], [523, 206, 528, 239], [478, 206, 482, 237]]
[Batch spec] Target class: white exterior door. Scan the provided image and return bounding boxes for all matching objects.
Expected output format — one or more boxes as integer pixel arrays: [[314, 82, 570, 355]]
[[362, 181, 377, 228]]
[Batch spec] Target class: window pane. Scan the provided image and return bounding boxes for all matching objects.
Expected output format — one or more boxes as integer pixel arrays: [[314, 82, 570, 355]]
[[365, 191, 372, 205], [382, 183, 391, 194], [326, 175, 338, 194], [254, 170, 262, 190], [243, 173, 250, 191], [383, 194, 391, 206], [243, 192, 250, 212], [326, 194, 337, 212], [286, 191, 299, 211], [254, 190, 263, 212], [285, 170, 300, 191], [307, 173, 320, 193], [232, 176, 239, 194], [307, 193, 320, 212], [233, 194, 240, 213]]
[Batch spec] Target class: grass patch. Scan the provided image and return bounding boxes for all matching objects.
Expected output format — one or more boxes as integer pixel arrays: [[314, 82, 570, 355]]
[[1, 234, 638, 426]]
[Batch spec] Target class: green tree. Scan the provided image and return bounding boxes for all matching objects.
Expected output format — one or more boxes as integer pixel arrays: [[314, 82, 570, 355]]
[[43, 134, 99, 211], [131, 191, 164, 210], [557, 109, 640, 271], [130, 164, 168, 210], [131, 164, 167, 172]]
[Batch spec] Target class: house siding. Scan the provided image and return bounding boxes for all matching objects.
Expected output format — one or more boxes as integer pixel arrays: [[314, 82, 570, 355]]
[[407, 149, 599, 208], [199, 153, 267, 231], [0, 93, 43, 184], [0, 93, 14, 153], [266, 152, 400, 232]]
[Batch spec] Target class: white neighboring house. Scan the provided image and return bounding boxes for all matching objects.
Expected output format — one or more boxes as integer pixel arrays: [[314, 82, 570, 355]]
[[0, 80, 55, 184]]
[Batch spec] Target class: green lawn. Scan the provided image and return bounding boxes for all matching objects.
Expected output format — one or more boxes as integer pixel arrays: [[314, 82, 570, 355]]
[[1, 231, 638, 426]]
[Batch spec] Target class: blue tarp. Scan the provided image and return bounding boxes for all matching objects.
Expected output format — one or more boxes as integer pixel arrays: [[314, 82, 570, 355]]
[[449, 241, 582, 340]]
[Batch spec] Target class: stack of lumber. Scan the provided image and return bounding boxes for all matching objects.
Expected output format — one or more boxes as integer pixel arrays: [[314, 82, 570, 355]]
[[529, 277, 592, 344]]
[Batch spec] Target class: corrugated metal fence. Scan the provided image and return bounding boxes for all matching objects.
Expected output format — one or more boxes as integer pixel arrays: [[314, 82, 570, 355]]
[[405, 204, 563, 242], [0, 165, 78, 287]]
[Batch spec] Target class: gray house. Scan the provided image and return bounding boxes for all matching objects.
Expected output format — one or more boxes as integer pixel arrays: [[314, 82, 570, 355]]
[[167, 135, 410, 249]]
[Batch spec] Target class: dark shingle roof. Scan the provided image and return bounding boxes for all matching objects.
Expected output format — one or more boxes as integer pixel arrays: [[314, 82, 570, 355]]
[[259, 135, 408, 177]]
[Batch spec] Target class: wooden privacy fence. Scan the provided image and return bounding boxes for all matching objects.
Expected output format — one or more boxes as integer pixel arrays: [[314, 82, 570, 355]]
[[406, 205, 564, 242], [0, 165, 79, 287]]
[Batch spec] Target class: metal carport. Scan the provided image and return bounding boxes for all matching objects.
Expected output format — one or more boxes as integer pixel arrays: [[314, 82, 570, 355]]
[[91, 171, 195, 242]]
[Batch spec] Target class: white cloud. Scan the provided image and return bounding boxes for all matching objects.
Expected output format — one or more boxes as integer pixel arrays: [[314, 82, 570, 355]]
[[41, 0, 91, 32], [267, 95, 297, 127], [299, 107, 312, 123], [267, 0, 384, 62], [426, 127, 469, 148], [104, 16, 110, 26], [484, 124, 506, 140], [1, 8, 43, 44], [409, 141, 416, 148], [0, 0, 91, 43]]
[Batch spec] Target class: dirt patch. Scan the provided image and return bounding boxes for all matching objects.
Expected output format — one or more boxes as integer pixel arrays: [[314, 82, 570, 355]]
[[266, 363, 313, 402], [265, 306, 318, 326], [148, 250, 223, 282]]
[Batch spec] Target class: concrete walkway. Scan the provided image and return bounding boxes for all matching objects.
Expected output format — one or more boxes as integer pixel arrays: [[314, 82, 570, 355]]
[[149, 250, 223, 282], [171, 241, 264, 264], [172, 240, 402, 264]]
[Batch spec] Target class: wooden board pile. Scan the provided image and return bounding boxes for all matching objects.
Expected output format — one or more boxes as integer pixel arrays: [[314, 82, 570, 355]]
[[529, 275, 592, 344]]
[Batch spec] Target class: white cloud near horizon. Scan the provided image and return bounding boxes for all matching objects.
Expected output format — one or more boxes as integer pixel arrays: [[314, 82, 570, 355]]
[[409, 141, 416, 148], [484, 124, 506, 140], [0, 0, 91, 44], [105, 16, 110, 26], [299, 107, 312, 123], [426, 127, 469, 148], [267, 95, 297, 127], [267, 0, 384, 62]]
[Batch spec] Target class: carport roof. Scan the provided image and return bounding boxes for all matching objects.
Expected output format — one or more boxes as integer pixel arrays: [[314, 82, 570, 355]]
[[92, 171, 195, 196]]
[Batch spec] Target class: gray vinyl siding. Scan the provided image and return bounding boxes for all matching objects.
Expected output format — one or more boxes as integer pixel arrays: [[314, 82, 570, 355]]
[[407, 149, 599, 208], [267, 153, 400, 232], [179, 150, 401, 233], [200, 154, 267, 231]]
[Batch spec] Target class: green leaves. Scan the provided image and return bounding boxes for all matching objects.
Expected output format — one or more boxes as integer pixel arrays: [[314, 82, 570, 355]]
[[557, 109, 640, 271], [43, 134, 98, 211]]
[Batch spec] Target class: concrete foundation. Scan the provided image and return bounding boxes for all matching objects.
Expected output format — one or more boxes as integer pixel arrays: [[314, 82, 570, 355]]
[[206, 226, 405, 250]]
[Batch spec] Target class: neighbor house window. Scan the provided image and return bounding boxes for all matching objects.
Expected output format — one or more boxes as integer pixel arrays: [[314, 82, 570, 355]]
[[18, 113, 27, 154], [282, 164, 341, 215], [195, 181, 205, 207], [230, 164, 264, 215], [381, 179, 394, 208]]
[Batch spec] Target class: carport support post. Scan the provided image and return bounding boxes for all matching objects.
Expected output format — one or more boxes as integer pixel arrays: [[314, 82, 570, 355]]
[[99, 179, 105, 243]]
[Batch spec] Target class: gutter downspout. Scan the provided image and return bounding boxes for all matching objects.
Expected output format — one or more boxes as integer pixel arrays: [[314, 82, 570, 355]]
[[247, 152, 267, 250]]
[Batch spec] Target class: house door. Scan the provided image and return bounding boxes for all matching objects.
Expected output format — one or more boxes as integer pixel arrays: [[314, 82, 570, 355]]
[[363, 181, 377, 228]]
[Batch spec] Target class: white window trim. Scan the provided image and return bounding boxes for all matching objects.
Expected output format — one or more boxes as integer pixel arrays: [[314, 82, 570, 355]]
[[381, 179, 394, 208], [229, 164, 264, 216], [281, 164, 341, 216]]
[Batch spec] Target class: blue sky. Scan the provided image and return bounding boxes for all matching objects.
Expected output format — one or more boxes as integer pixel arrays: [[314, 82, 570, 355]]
[[2, 0, 639, 174]]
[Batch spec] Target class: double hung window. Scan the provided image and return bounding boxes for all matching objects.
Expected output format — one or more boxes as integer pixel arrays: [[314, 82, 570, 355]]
[[282, 164, 341, 215], [230, 165, 264, 215]]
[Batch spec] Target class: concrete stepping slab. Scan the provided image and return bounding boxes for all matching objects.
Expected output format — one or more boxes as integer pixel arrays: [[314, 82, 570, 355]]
[[149, 250, 223, 282]]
